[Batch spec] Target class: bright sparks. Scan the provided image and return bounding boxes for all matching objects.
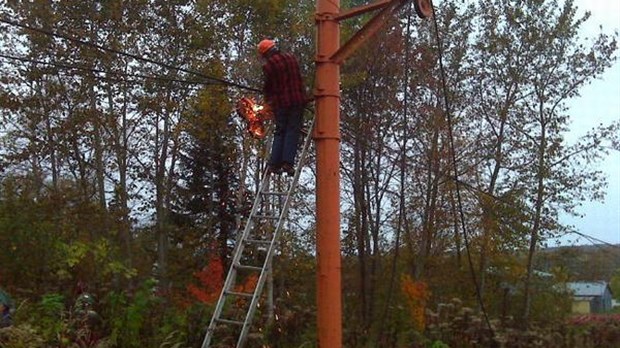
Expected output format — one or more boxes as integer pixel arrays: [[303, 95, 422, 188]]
[[236, 97, 273, 139]]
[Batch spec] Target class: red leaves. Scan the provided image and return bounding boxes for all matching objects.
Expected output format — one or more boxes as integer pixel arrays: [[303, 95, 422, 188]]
[[187, 257, 260, 305], [401, 274, 430, 331], [568, 314, 620, 325], [187, 257, 224, 304]]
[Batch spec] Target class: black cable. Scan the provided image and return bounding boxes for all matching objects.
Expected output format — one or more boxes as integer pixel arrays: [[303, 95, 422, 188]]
[[564, 230, 619, 248], [449, 177, 620, 249], [429, 1, 496, 337], [0, 53, 212, 87], [0, 17, 261, 93], [341, 124, 620, 250]]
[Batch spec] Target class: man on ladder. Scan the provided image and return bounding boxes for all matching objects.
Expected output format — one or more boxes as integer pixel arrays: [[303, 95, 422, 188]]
[[258, 39, 307, 176], [202, 40, 315, 348]]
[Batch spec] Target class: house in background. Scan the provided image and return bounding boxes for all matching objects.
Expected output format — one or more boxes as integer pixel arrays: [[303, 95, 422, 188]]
[[567, 281, 614, 314]]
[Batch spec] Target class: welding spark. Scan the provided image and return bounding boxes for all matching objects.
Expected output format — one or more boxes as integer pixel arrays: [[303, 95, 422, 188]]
[[236, 97, 273, 139]]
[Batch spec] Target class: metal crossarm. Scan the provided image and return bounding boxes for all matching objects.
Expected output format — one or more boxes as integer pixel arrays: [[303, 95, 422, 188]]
[[202, 113, 315, 348]]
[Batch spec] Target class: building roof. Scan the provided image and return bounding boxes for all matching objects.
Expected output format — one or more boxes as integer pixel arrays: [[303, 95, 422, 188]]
[[567, 281, 611, 297]]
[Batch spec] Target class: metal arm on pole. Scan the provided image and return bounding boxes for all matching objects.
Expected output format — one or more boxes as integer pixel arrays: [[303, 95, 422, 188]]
[[331, 0, 408, 64]]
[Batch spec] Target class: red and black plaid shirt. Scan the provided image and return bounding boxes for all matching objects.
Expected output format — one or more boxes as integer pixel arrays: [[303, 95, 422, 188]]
[[262, 51, 306, 109]]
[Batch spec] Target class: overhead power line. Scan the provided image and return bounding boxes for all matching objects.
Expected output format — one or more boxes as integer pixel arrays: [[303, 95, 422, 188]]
[[568, 230, 619, 248], [0, 52, 212, 87], [429, 1, 496, 338], [428, 1, 618, 337], [0, 16, 261, 93], [451, 178, 620, 249]]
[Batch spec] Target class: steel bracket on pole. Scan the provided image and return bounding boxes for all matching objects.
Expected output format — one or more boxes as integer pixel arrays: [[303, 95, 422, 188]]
[[330, 0, 407, 65], [334, 0, 392, 21]]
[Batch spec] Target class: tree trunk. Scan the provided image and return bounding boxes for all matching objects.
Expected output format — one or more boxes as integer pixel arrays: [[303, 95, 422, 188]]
[[523, 108, 547, 324], [353, 134, 369, 325], [415, 120, 440, 280], [107, 86, 132, 269], [91, 85, 107, 212]]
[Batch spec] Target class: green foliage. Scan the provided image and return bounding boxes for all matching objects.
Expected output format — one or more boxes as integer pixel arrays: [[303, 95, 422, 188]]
[[528, 285, 572, 325], [104, 279, 161, 348], [97, 278, 199, 348], [29, 294, 66, 344], [0, 178, 62, 291], [536, 245, 620, 282], [90, 239, 138, 280], [0, 176, 136, 298], [430, 340, 450, 348], [0, 324, 46, 348]]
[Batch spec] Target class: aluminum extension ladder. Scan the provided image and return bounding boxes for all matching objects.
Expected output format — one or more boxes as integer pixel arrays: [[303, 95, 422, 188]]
[[201, 113, 314, 348]]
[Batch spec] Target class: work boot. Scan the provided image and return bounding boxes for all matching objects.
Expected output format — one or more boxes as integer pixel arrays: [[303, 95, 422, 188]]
[[266, 164, 281, 175], [281, 162, 294, 176]]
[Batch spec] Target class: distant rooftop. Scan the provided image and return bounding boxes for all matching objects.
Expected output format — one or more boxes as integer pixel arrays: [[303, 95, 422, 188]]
[[567, 281, 610, 297]]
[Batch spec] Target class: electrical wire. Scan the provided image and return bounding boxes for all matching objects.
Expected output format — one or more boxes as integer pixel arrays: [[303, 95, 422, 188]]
[[341, 119, 619, 250], [0, 16, 261, 92], [0, 53, 212, 87], [429, 1, 496, 338], [569, 230, 619, 248], [449, 177, 620, 249]]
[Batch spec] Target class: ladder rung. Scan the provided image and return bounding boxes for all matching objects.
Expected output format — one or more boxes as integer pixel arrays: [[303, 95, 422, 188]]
[[225, 290, 253, 298], [216, 318, 244, 326], [202, 115, 314, 348], [235, 264, 262, 272], [253, 214, 279, 220], [245, 238, 271, 245]]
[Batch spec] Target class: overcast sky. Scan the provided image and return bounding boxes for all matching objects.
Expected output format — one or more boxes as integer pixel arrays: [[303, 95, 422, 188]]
[[560, 0, 620, 246]]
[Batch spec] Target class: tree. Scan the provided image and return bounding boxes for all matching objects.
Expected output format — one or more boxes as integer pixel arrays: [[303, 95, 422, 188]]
[[500, 0, 617, 322], [171, 86, 240, 273]]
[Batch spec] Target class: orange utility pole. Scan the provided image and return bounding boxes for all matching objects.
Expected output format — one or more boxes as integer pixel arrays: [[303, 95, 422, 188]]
[[313, 1, 431, 347], [314, 0, 342, 347]]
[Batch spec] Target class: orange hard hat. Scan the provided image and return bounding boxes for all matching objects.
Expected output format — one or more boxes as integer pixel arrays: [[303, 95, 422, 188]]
[[258, 39, 275, 55]]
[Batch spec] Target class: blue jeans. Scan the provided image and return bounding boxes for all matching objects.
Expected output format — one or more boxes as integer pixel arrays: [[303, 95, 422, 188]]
[[269, 105, 304, 166]]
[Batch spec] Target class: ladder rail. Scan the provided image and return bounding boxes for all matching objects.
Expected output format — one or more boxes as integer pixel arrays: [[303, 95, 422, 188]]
[[203, 112, 315, 348], [201, 158, 273, 348], [227, 121, 277, 265], [235, 116, 315, 347]]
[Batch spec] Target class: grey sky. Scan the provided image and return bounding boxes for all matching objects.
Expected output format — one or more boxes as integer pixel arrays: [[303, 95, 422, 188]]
[[561, 0, 620, 246]]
